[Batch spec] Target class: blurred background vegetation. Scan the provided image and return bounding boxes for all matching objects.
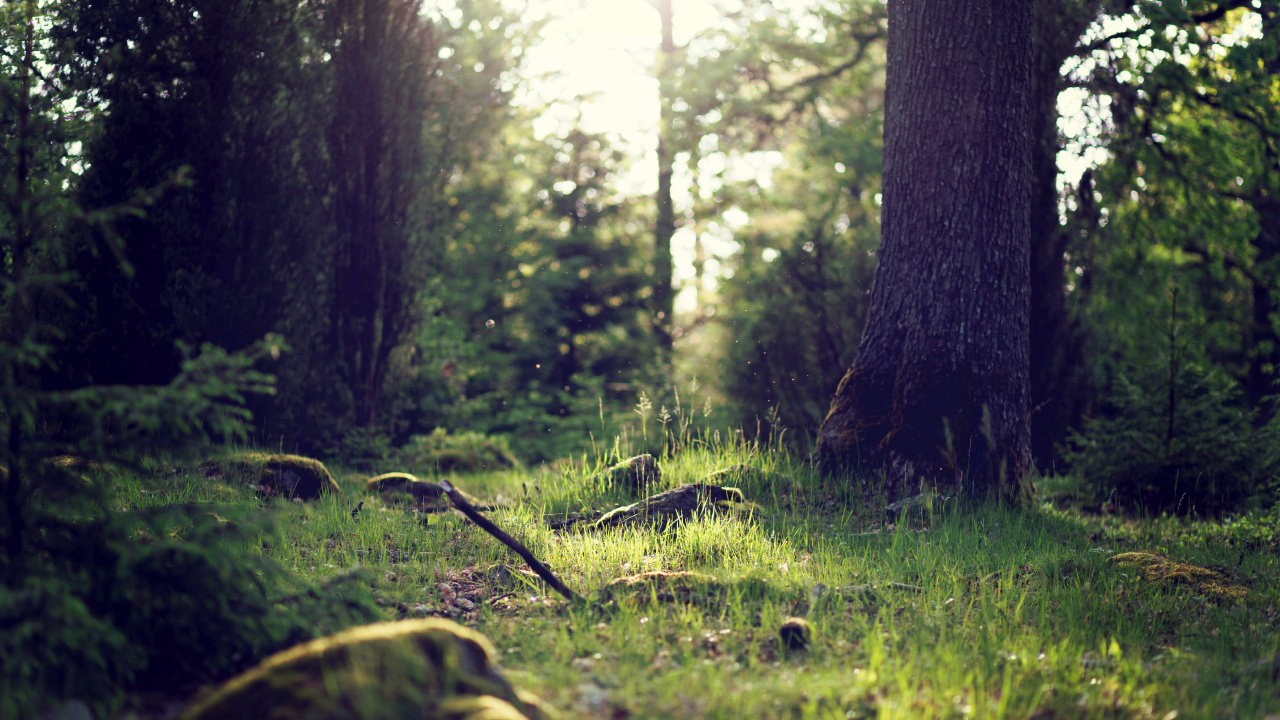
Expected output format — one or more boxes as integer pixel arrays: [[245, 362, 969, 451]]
[[2, 0, 1278, 506], [2, 1, 1279, 716]]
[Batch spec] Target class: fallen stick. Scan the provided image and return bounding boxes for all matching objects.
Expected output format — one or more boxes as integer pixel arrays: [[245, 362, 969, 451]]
[[440, 480, 583, 604]]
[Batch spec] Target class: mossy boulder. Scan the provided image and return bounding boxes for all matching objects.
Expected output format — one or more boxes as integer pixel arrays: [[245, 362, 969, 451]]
[[181, 618, 547, 720], [200, 453, 339, 500], [593, 483, 752, 529], [591, 454, 661, 495]]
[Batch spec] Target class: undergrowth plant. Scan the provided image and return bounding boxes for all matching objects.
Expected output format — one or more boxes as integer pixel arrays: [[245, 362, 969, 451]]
[[1063, 290, 1280, 515], [0, 9, 379, 716]]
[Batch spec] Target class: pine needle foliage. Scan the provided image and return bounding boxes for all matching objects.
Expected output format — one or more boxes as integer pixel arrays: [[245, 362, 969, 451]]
[[0, 6, 379, 716]]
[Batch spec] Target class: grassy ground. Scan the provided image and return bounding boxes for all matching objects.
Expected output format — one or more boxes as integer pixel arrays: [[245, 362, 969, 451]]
[[116, 443, 1280, 719]]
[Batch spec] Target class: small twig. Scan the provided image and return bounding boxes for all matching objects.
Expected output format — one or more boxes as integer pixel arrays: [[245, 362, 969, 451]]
[[441, 480, 583, 604]]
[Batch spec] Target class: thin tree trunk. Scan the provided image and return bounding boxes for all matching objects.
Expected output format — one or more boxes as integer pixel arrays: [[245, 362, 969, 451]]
[[329, 0, 430, 428], [3, 3, 36, 568], [817, 0, 1034, 502], [653, 0, 676, 357], [1028, 0, 1102, 468], [1247, 198, 1280, 423]]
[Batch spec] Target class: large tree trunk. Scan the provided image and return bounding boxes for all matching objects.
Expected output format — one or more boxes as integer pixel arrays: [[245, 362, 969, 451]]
[[817, 0, 1034, 502]]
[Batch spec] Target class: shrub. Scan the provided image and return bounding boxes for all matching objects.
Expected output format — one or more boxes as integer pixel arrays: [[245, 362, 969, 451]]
[[0, 16, 379, 714], [396, 428, 521, 473], [2, 466, 382, 717], [1061, 361, 1280, 515]]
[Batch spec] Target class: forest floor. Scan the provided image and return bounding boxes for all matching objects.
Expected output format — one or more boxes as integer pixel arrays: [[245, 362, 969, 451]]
[[116, 444, 1280, 719]]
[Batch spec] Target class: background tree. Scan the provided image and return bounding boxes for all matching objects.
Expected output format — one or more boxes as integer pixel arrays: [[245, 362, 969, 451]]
[[323, 0, 446, 430], [816, 0, 1034, 501], [390, 122, 658, 462], [51, 0, 327, 392], [1054, 0, 1280, 510], [1026, 0, 1108, 467], [652, 0, 677, 361], [711, 7, 887, 437], [645, 0, 886, 437], [2, 7, 380, 714], [49, 0, 521, 453]]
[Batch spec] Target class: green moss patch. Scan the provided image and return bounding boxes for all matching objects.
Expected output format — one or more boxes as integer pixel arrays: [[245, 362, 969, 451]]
[[181, 618, 547, 720], [1108, 551, 1247, 601]]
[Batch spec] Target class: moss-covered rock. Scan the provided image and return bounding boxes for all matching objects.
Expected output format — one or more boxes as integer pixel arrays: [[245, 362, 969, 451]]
[[365, 473, 499, 512], [200, 453, 339, 500], [181, 618, 547, 720], [591, 455, 660, 495], [592, 483, 753, 529], [367, 472, 448, 508], [778, 617, 813, 652]]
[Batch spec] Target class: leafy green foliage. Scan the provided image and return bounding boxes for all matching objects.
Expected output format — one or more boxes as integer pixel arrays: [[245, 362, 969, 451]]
[[1060, 1, 1280, 510], [391, 126, 659, 463], [719, 147, 879, 440], [395, 428, 521, 474], [1063, 358, 1280, 514], [0, 7, 380, 715], [683, 1, 885, 441]]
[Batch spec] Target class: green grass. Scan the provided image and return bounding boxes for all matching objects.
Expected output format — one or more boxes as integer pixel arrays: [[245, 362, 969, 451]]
[[105, 442, 1280, 719]]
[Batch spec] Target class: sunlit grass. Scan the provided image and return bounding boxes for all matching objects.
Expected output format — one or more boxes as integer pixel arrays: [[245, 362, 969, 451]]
[[107, 440, 1280, 718]]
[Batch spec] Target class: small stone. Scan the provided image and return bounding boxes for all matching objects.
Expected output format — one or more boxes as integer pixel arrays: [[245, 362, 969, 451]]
[[779, 617, 812, 652]]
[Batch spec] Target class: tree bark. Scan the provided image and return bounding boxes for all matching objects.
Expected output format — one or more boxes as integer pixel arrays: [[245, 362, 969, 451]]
[[1027, 0, 1104, 468], [652, 0, 676, 357], [1246, 196, 1280, 423], [817, 0, 1034, 502], [328, 0, 433, 428]]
